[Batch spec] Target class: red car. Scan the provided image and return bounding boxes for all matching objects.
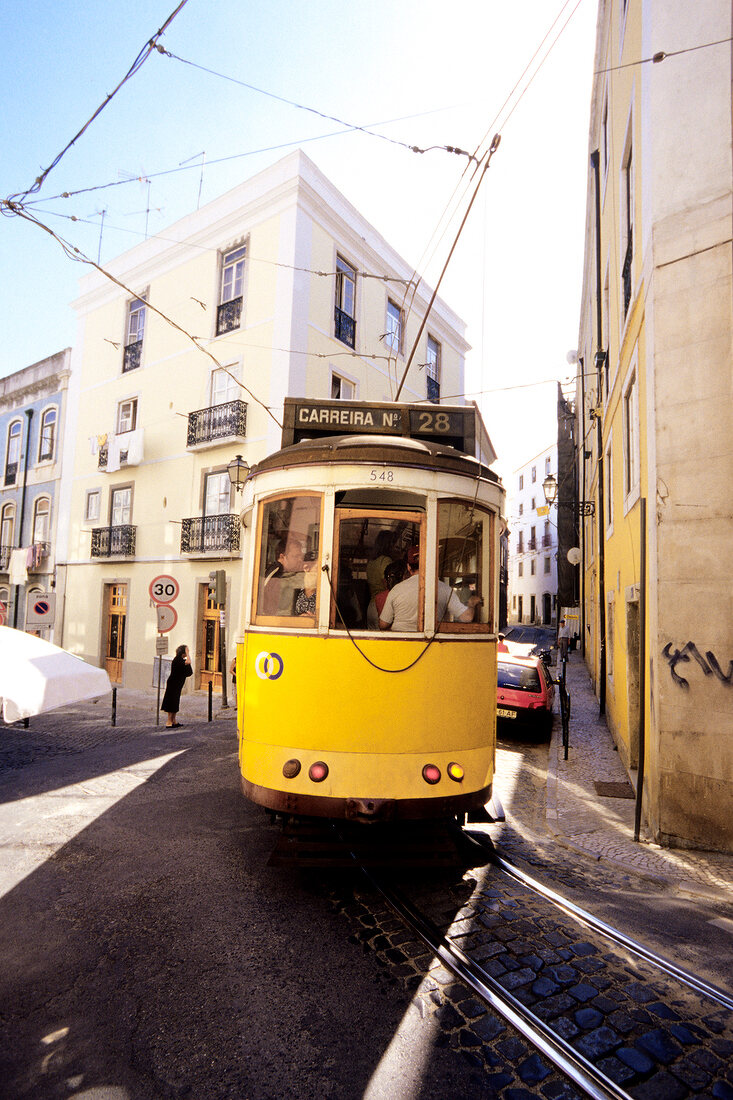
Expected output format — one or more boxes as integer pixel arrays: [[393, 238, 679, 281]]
[[496, 652, 555, 737]]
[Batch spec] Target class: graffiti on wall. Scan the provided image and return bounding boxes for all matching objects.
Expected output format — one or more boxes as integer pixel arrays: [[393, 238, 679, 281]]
[[662, 642, 733, 689]]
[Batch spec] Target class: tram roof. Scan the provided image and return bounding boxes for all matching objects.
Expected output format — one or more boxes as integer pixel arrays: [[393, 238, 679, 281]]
[[281, 398, 497, 465], [249, 431, 501, 484]]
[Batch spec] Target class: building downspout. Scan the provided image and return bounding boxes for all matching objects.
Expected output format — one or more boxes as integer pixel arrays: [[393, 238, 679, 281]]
[[634, 497, 647, 841], [13, 408, 34, 629], [590, 150, 607, 715], [578, 355, 587, 658]]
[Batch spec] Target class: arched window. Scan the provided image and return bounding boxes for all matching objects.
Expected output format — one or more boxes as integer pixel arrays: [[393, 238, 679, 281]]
[[0, 585, 9, 623], [1, 502, 15, 552], [5, 419, 22, 485], [38, 407, 57, 462], [32, 496, 51, 545]]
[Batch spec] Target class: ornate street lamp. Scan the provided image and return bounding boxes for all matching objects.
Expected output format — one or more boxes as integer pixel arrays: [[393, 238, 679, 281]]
[[542, 473, 595, 516], [227, 454, 250, 494]]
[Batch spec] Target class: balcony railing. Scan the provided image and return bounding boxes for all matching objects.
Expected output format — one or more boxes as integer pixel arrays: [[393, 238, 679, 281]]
[[334, 306, 356, 348], [622, 227, 633, 316], [541, 534, 552, 548], [4, 462, 18, 486], [91, 525, 136, 558], [216, 296, 243, 336], [181, 514, 240, 555], [187, 400, 247, 448], [0, 545, 12, 571], [122, 340, 142, 373]]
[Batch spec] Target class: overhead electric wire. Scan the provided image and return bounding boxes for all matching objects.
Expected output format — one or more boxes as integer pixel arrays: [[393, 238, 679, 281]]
[[157, 48, 478, 163], [11, 1, 189, 203], [595, 35, 733, 75]]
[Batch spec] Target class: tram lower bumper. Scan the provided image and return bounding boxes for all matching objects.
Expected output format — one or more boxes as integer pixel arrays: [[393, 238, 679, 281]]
[[345, 797, 395, 821]]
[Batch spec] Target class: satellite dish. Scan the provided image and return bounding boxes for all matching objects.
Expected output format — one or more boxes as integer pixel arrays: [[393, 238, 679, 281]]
[[567, 547, 581, 565]]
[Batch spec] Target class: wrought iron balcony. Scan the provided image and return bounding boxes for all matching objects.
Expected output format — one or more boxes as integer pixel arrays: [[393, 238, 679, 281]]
[[334, 305, 356, 348], [181, 514, 240, 555], [0, 545, 12, 570], [4, 462, 18, 486], [216, 296, 243, 336], [187, 400, 247, 448], [427, 376, 441, 403], [91, 525, 136, 558], [622, 227, 633, 316], [123, 340, 142, 373]]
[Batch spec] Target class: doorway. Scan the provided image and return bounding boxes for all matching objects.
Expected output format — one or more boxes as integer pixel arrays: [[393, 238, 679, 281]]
[[104, 583, 127, 682], [198, 583, 222, 691]]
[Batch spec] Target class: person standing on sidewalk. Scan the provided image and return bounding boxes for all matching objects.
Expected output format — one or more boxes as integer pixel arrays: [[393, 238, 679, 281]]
[[162, 645, 193, 728], [558, 618, 570, 660]]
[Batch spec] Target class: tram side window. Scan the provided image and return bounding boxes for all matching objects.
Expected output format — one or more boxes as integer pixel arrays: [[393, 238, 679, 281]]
[[437, 500, 494, 633], [332, 512, 421, 630], [254, 495, 322, 624]]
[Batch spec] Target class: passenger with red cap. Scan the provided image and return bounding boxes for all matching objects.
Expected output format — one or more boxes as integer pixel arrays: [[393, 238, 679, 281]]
[[379, 545, 481, 632]]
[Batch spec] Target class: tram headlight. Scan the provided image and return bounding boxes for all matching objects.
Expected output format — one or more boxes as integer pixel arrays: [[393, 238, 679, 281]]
[[309, 761, 329, 783], [447, 762, 464, 783], [422, 764, 441, 785], [282, 759, 301, 779]]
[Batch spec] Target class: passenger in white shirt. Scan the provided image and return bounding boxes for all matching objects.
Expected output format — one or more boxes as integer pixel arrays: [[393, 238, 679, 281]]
[[379, 545, 481, 632]]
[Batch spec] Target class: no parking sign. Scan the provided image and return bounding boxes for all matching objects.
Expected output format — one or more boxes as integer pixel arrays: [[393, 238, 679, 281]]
[[26, 593, 56, 627]]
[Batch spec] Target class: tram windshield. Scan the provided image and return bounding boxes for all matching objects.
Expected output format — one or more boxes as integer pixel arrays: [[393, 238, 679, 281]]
[[332, 511, 422, 630], [254, 494, 322, 624]]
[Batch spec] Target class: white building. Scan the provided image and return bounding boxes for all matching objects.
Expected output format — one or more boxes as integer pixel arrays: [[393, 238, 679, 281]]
[[507, 444, 557, 626]]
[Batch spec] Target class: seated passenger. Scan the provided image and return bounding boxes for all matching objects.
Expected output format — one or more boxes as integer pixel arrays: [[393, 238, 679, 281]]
[[379, 545, 481, 632], [263, 536, 306, 616], [367, 560, 405, 628], [294, 552, 318, 616]]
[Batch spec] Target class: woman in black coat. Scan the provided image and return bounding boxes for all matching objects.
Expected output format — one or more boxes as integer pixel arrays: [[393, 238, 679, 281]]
[[162, 644, 193, 727]]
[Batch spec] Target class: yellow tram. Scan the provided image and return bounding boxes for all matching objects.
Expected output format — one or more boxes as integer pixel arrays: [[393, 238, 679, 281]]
[[234, 398, 505, 821]]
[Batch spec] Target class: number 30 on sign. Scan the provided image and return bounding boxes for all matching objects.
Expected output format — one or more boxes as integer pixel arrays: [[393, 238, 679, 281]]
[[149, 575, 179, 605]]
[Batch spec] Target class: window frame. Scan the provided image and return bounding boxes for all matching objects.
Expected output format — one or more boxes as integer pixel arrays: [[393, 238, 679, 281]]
[[1, 502, 15, 548], [5, 419, 22, 485], [623, 361, 641, 511], [31, 495, 51, 545], [330, 371, 356, 400], [84, 488, 101, 525], [436, 498, 494, 634], [251, 491, 324, 629], [38, 406, 58, 463], [385, 298, 404, 355], [203, 469, 233, 517], [117, 398, 138, 436], [110, 485, 133, 527]]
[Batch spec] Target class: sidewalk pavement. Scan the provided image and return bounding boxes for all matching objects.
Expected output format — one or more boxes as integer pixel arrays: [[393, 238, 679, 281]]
[[546, 651, 733, 897]]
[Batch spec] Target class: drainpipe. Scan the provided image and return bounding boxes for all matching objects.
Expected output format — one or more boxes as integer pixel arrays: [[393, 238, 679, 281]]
[[590, 150, 607, 715], [13, 408, 34, 629], [634, 497, 647, 841], [578, 356, 587, 658]]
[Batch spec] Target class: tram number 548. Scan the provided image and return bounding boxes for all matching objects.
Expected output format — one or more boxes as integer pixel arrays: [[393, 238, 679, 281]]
[[370, 469, 394, 482]]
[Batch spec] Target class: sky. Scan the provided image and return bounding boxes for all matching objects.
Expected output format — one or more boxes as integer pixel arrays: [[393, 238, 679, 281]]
[[0, 0, 598, 484]]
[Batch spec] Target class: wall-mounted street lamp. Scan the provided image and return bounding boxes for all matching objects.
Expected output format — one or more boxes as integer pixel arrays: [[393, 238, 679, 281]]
[[542, 473, 596, 517], [227, 454, 250, 494]]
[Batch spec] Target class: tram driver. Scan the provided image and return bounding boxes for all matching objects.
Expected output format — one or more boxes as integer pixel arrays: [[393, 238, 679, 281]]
[[379, 545, 482, 632], [263, 535, 306, 616]]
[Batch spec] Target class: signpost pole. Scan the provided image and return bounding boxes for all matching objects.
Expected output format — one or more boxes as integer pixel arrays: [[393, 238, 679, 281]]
[[157, 645, 163, 726]]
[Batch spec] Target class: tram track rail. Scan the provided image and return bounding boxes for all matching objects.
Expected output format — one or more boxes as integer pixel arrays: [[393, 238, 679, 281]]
[[330, 820, 733, 1099], [462, 826, 733, 1015]]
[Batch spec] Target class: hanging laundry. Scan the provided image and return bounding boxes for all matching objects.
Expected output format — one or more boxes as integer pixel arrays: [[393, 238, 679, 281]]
[[122, 427, 144, 466], [9, 548, 28, 587]]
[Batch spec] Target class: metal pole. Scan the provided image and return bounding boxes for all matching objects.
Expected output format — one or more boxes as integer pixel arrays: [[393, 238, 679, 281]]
[[111, 686, 117, 727], [219, 606, 228, 710], [208, 680, 213, 722], [590, 150, 607, 716], [634, 498, 647, 842], [156, 650, 162, 726]]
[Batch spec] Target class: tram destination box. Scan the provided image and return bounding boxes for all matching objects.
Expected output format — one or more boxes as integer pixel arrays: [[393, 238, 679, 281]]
[[282, 398, 496, 465]]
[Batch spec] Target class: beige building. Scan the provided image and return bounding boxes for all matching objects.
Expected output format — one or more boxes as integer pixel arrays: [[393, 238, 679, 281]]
[[575, 0, 733, 850], [56, 151, 469, 692]]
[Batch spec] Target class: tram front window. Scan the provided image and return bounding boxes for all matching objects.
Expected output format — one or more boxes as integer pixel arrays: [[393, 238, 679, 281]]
[[332, 511, 422, 630], [254, 494, 322, 624], [437, 500, 494, 632]]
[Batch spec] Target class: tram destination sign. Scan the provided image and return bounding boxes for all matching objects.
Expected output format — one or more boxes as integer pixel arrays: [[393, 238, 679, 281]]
[[282, 398, 495, 463]]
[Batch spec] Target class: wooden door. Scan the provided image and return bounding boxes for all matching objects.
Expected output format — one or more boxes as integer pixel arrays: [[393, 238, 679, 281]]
[[105, 583, 127, 682], [199, 586, 222, 690]]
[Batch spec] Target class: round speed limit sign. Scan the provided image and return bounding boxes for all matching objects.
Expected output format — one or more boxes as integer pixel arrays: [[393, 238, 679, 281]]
[[149, 575, 180, 605]]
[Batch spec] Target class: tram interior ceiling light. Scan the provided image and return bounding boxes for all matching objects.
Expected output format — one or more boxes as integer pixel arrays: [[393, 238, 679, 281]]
[[227, 454, 249, 493], [542, 474, 595, 517]]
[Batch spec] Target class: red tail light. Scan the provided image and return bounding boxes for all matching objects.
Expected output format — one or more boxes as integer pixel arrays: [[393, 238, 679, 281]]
[[309, 761, 329, 783], [422, 764, 441, 785]]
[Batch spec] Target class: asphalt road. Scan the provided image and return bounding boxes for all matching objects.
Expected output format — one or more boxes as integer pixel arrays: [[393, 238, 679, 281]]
[[0, 710, 498, 1100]]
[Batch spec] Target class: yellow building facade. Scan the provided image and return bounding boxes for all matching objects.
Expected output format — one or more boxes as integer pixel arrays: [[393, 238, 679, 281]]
[[576, 0, 733, 850], [55, 151, 469, 693]]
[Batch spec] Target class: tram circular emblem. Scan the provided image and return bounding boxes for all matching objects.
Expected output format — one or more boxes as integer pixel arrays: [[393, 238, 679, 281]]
[[254, 652, 284, 681]]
